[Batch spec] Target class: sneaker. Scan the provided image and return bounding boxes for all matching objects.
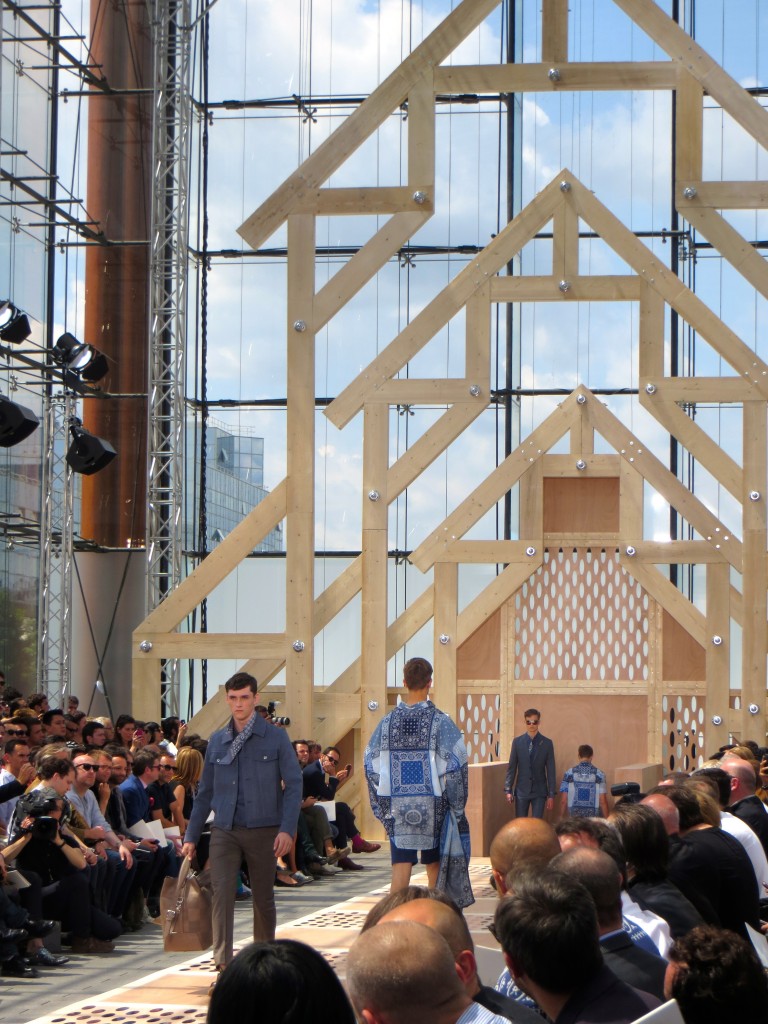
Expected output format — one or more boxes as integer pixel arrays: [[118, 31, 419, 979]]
[[352, 836, 381, 854], [70, 936, 116, 954], [327, 845, 351, 864]]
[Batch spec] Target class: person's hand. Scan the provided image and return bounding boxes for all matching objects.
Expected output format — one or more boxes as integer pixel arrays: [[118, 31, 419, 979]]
[[545, 797, 554, 812], [18, 762, 35, 785], [181, 841, 196, 860], [273, 831, 293, 858], [0, 851, 6, 880], [118, 842, 134, 869], [335, 767, 350, 784], [505, 793, 513, 804], [176, 723, 188, 745], [98, 782, 110, 799], [87, 826, 107, 841], [301, 796, 317, 809], [84, 848, 98, 866], [139, 838, 159, 852]]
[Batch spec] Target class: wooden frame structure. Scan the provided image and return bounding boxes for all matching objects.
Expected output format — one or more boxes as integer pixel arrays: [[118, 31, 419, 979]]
[[133, 0, 768, 823]]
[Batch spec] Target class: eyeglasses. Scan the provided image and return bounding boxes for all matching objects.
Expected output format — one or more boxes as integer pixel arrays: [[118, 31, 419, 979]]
[[160, 764, 175, 771], [325, 755, 339, 766], [5, 728, 27, 736], [525, 719, 539, 726], [75, 763, 98, 771]]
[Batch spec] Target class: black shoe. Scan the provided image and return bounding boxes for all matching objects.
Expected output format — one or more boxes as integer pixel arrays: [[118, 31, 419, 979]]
[[26, 947, 70, 967], [1, 954, 38, 978], [0, 927, 28, 943], [24, 919, 56, 939]]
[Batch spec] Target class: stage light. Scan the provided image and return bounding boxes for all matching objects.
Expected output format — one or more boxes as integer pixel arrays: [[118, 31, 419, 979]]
[[52, 332, 109, 382], [0, 301, 31, 344], [0, 395, 40, 447], [65, 420, 117, 475]]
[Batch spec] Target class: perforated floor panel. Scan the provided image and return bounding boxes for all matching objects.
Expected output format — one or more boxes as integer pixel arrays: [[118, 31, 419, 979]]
[[27, 857, 497, 1023]]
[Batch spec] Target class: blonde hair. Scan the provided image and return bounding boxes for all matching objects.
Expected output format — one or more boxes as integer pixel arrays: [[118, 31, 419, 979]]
[[171, 745, 203, 791]]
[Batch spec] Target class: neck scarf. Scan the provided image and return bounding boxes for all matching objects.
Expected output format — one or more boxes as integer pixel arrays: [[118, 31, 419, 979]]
[[229, 710, 258, 759]]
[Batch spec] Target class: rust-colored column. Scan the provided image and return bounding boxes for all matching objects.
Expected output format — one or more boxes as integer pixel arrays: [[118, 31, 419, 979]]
[[81, 0, 152, 546]]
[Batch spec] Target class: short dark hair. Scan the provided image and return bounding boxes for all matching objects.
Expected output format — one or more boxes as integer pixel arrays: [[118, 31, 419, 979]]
[[690, 767, 731, 807], [114, 714, 136, 731], [208, 940, 356, 1024], [41, 709, 64, 727], [650, 784, 702, 830], [292, 739, 309, 750], [323, 745, 340, 757], [133, 749, 159, 776], [578, 744, 593, 759], [493, 872, 601, 993], [224, 672, 258, 694], [38, 755, 74, 780], [403, 658, 432, 690], [668, 925, 768, 1022], [82, 720, 106, 743], [523, 708, 540, 719], [27, 693, 48, 711], [161, 716, 179, 739], [3, 737, 30, 757], [610, 801, 669, 880]]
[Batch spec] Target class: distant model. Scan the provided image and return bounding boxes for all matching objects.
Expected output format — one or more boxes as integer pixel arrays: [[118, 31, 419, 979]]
[[559, 744, 609, 818], [504, 709, 556, 819], [364, 657, 473, 908]]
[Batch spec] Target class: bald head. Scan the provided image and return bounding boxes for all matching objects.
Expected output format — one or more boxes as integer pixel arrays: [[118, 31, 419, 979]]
[[381, 898, 473, 957], [550, 847, 623, 931], [346, 920, 468, 1024], [721, 756, 757, 799], [641, 793, 680, 836], [489, 819, 560, 894]]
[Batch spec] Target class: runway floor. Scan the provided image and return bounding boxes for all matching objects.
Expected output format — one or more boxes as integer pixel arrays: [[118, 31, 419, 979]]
[[4, 851, 501, 1024]]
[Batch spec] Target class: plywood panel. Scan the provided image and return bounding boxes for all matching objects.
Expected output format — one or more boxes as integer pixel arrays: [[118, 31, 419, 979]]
[[457, 609, 501, 681], [662, 610, 705, 682], [543, 477, 620, 533]]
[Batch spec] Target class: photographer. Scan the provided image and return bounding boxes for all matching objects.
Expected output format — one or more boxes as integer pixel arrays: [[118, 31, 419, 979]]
[[9, 785, 121, 954]]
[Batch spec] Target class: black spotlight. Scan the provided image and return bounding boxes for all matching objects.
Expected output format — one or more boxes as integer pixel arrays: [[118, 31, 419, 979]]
[[66, 420, 117, 475], [0, 301, 31, 344], [0, 395, 39, 447], [52, 332, 109, 383]]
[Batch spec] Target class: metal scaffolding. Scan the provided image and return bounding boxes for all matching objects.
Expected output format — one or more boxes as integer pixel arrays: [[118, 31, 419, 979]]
[[37, 392, 74, 703], [146, 0, 193, 715]]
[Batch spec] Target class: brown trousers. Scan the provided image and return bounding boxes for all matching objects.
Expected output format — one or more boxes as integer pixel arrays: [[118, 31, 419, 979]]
[[209, 824, 278, 966]]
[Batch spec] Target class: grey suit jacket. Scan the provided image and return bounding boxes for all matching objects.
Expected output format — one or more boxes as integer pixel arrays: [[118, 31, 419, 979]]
[[505, 733, 556, 799]]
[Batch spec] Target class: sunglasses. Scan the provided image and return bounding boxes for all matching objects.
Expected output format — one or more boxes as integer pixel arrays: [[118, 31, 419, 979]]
[[525, 720, 539, 726], [325, 755, 339, 766], [6, 729, 28, 736], [75, 763, 99, 771], [160, 764, 175, 771]]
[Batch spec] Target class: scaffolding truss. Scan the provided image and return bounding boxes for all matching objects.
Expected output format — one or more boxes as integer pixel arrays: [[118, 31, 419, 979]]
[[146, 0, 193, 715], [37, 392, 74, 703]]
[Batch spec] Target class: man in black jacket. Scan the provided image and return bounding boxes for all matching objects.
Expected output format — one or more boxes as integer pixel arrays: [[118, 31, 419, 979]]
[[722, 756, 768, 856], [551, 846, 666, 1000]]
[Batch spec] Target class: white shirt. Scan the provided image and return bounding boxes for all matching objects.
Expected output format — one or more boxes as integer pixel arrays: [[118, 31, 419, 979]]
[[621, 890, 672, 957], [720, 809, 768, 895], [456, 1002, 511, 1024], [0, 767, 19, 828]]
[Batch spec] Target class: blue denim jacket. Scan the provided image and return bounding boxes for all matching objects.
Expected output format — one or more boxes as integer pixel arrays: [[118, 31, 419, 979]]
[[184, 715, 302, 844]]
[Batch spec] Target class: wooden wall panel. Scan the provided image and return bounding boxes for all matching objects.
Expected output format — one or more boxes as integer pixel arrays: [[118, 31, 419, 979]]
[[543, 477, 620, 533], [457, 609, 501, 681], [662, 610, 705, 682]]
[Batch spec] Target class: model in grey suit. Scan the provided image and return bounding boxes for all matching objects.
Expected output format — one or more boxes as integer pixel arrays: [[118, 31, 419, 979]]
[[504, 708, 556, 819]]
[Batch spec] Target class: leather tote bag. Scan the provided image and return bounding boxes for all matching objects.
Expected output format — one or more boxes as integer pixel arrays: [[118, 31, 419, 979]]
[[161, 856, 213, 952]]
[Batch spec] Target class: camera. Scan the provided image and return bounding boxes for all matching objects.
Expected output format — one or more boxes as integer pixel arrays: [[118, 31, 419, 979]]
[[267, 701, 291, 727], [31, 816, 59, 842]]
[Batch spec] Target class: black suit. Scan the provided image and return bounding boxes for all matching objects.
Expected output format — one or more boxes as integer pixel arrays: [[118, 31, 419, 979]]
[[626, 875, 705, 939], [302, 761, 359, 847], [729, 795, 768, 857], [599, 930, 667, 1000]]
